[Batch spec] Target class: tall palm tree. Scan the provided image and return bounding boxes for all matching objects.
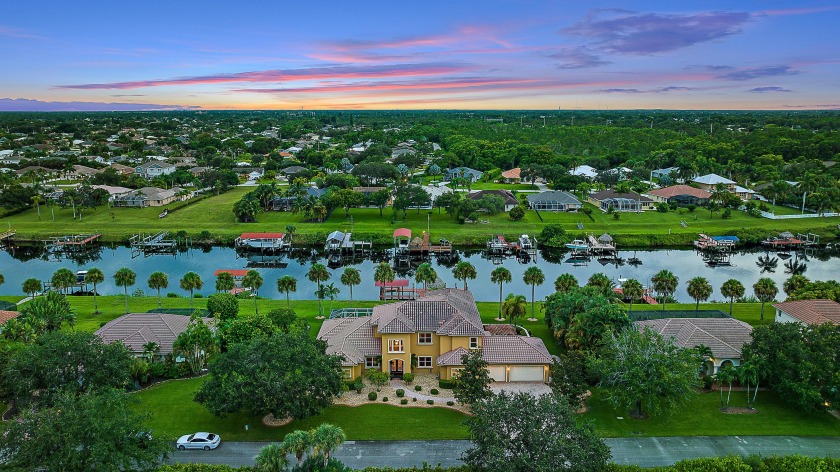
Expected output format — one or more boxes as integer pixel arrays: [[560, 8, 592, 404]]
[[276, 275, 297, 308], [320, 283, 340, 314], [522, 266, 545, 320], [180, 272, 203, 310], [651, 269, 678, 312], [621, 278, 644, 314], [452, 261, 477, 291], [502, 293, 527, 326], [281, 430, 312, 466], [215, 272, 235, 293], [22, 277, 42, 300], [767, 180, 790, 215], [798, 172, 819, 214], [51, 268, 76, 295], [255, 443, 288, 472], [243, 270, 263, 315], [340, 267, 361, 303], [308, 263, 330, 318], [310, 423, 346, 467], [586, 272, 614, 296], [753, 277, 778, 321], [490, 267, 512, 319], [113, 267, 136, 314], [415, 262, 437, 293], [147, 272, 168, 309], [720, 279, 745, 316], [554, 273, 578, 293], [373, 261, 395, 285], [85, 268, 104, 314], [686, 276, 713, 312]]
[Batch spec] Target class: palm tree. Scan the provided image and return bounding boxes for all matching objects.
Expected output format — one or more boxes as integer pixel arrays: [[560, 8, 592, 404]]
[[502, 293, 527, 326], [215, 272, 235, 293], [720, 279, 745, 316], [586, 272, 614, 295], [255, 443, 288, 472], [490, 267, 512, 319], [753, 277, 778, 321], [243, 270, 263, 315], [285, 224, 297, 243], [31, 195, 43, 221], [415, 262, 437, 293], [716, 364, 736, 409], [147, 271, 168, 309], [452, 261, 477, 291], [340, 267, 362, 303], [373, 261, 395, 286], [310, 423, 346, 467], [767, 180, 790, 215], [651, 269, 678, 312], [320, 283, 340, 314], [308, 263, 330, 318], [522, 266, 545, 320], [22, 277, 42, 300], [180, 272, 203, 310], [621, 278, 644, 314], [738, 361, 760, 408], [281, 429, 312, 466], [85, 268, 105, 314], [554, 273, 578, 293], [276, 275, 297, 308], [51, 268, 76, 295], [114, 268, 136, 314], [686, 276, 713, 312]]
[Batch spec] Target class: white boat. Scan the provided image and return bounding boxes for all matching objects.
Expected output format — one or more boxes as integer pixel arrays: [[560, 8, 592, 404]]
[[565, 239, 588, 251], [518, 234, 534, 250]]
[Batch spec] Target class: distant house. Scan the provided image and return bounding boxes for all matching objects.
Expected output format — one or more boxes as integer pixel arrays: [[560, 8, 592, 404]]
[[651, 167, 679, 181], [466, 189, 519, 212], [135, 161, 176, 179], [773, 300, 840, 325], [526, 191, 582, 212], [271, 187, 326, 211], [233, 167, 264, 180], [692, 174, 755, 201], [635, 317, 753, 375], [281, 165, 308, 178], [91, 185, 134, 201], [112, 186, 187, 208], [501, 167, 521, 183], [444, 167, 483, 183], [353, 187, 391, 206], [95, 313, 213, 357], [570, 165, 598, 179], [588, 190, 655, 212], [646, 185, 711, 206], [15, 165, 57, 178], [188, 166, 209, 176], [67, 164, 101, 180]]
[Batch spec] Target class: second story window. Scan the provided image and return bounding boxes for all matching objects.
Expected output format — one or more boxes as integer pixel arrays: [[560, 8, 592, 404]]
[[418, 332, 432, 345], [388, 339, 404, 353], [469, 337, 479, 349]]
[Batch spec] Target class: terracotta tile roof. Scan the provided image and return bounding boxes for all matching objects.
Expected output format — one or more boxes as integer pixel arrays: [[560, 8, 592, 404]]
[[648, 185, 711, 200], [773, 299, 840, 325], [635, 318, 753, 359], [371, 289, 485, 336], [317, 317, 381, 366], [484, 324, 517, 335], [437, 347, 470, 366], [501, 168, 521, 179], [481, 336, 553, 364], [94, 313, 212, 355], [0, 310, 19, 325]]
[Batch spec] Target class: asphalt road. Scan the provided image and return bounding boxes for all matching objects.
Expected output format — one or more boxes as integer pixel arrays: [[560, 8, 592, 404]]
[[170, 436, 840, 469]]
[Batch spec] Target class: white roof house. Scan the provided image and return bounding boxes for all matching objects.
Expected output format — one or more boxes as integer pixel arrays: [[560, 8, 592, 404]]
[[570, 165, 598, 179], [692, 173, 735, 186]]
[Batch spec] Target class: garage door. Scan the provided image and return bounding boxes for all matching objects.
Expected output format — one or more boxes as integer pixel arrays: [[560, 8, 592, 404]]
[[487, 365, 506, 382], [509, 366, 544, 382]]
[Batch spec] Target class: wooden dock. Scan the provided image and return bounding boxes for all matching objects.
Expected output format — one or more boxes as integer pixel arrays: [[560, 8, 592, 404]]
[[0, 231, 15, 241], [376, 279, 424, 300], [130, 232, 176, 258]]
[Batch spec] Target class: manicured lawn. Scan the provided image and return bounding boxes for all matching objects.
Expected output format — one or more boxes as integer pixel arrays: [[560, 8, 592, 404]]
[[134, 377, 469, 441], [583, 388, 840, 437]]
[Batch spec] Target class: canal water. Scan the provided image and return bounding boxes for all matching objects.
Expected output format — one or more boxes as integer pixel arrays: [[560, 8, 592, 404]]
[[0, 244, 835, 303]]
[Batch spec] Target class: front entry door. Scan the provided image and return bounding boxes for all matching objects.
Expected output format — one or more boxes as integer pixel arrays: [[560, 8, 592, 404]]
[[389, 359, 404, 378]]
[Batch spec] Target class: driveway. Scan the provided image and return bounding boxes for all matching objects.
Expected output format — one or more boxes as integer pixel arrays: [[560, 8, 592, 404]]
[[490, 382, 552, 396]]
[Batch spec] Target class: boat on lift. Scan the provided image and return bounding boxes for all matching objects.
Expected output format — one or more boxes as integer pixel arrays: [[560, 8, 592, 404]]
[[518, 234, 534, 251], [565, 239, 589, 251]]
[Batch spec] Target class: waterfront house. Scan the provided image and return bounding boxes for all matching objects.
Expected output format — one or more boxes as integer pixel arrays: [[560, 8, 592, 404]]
[[95, 313, 213, 357], [466, 189, 520, 212], [588, 190, 655, 212], [646, 185, 711, 206], [318, 289, 553, 382], [526, 191, 582, 212], [773, 299, 840, 325]]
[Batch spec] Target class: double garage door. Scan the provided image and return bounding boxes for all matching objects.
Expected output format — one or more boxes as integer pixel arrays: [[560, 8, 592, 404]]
[[487, 365, 544, 382]]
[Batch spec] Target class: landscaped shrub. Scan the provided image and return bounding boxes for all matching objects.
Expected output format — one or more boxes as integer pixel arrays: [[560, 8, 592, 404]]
[[415, 385, 422, 391], [438, 379, 456, 389], [702, 375, 713, 390], [382, 397, 388, 402], [446, 401, 455, 406], [427, 399, 434, 405], [166, 292, 181, 298], [353, 378, 364, 393], [430, 388, 439, 395], [722, 208, 732, 219], [396, 389, 405, 397], [368, 391, 377, 401], [508, 205, 525, 221], [402, 372, 414, 383], [412, 397, 417, 402], [400, 399, 408, 405]]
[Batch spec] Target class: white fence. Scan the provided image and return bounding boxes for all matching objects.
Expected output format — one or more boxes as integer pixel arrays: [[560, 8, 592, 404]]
[[760, 211, 838, 220]]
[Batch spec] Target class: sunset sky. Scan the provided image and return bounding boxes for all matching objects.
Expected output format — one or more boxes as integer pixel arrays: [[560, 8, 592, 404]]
[[2, 1, 839, 110]]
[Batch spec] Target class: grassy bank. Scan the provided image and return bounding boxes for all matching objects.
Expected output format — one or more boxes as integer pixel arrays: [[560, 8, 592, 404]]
[[2, 187, 838, 247]]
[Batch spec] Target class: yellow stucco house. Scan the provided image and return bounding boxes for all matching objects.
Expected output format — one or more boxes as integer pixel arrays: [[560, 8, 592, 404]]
[[317, 289, 553, 382]]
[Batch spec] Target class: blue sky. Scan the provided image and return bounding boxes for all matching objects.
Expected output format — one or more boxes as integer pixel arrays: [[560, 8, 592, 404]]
[[2, 1, 839, 110]]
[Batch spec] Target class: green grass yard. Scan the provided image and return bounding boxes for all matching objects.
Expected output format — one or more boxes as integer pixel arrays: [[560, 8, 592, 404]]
[[3, 187, 837, 246]]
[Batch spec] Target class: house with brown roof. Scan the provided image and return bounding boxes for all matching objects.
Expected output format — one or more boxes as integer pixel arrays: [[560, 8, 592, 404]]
[[588, 190, 655, 212], [773, 299, 840, 325], [646, 185, 711, 206], [95, 313, 213, 357], [0, 310, 20, 334], [465, 189, 520, 212], [317, 289, 552, 382], [636, 317, 753, 375]]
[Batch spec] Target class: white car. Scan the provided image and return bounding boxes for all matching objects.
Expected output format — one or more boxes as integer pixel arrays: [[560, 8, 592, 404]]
[[176, 432, 221, 450]]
